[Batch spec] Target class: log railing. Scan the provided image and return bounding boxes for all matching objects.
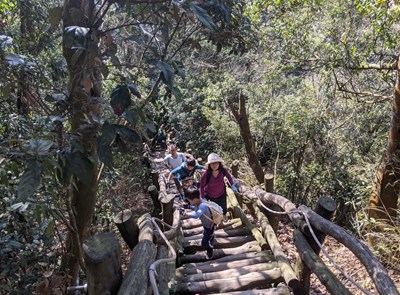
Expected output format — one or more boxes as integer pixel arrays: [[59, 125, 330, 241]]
[[83, 149, 399, 295]]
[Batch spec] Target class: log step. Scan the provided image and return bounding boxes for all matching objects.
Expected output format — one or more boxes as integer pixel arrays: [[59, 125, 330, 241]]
[[184, 222, 246, 237], [184, 225, 250, 241], [207, 285, 291, 295], [175, 269, 284, 293], [182, 218, 241, 230], [177, 251, 276, 275], [180, 262, 280, 283], [183, 235, 256, 251], [178, 241, 262, 264]]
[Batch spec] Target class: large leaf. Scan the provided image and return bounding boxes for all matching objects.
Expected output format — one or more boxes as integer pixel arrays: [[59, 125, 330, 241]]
[[171, 60, 186, 80], [127, 83, 141, 98], [96, 138, 113, 166], [5, 54, 25, 66], [157, 61, 174, 89], [110, 85, 132, 114], [99, 121, 116, 144], [66, 152, 94, 184], [25, 139, 54, 156], [17, 160, 42, 201], [171, 86, 183, 101], [190, 3, 216, 31], [123, 109, 138, 127], [116, 125, 141, 144], [115, 135, 128, 153], [0, 35, 13, 48]]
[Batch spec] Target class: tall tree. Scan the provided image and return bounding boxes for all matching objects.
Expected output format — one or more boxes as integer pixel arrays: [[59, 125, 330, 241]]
[[369, 60, 400, 222], [228, 92, 264, 183], [61, 0, 101, 282]]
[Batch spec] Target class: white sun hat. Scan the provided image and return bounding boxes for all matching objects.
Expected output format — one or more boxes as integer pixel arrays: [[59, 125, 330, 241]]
[[206, 153, 224, 165]]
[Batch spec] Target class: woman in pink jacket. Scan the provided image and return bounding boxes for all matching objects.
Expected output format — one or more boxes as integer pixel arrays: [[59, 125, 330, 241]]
[[200, 153, 238, 219]]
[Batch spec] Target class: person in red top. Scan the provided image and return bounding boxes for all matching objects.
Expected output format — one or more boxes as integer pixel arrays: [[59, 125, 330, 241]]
[[200, 153, 238, 219]]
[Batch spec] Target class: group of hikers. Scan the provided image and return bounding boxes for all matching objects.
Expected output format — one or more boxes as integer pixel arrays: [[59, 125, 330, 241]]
[[163, 144, 238, 259]]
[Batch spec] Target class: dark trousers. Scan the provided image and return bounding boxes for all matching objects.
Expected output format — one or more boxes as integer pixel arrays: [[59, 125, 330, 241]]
[[202, 225, 216, 250], [206, 192, 227, 215]]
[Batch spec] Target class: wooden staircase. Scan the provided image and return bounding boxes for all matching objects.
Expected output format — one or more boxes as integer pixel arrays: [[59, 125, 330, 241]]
[[174, 216, 291, 294]]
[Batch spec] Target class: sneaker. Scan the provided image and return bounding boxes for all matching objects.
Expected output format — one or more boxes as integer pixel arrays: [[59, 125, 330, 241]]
[[206, 249, 213, 260]]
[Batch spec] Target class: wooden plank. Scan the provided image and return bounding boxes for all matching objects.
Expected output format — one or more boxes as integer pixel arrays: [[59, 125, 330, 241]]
[[117, 240, 157, 295], [183, 220, 243, 236], [208, 286, 291, 295], [175, 269, 283, 293], [184, 226, 249, 240], [180, 251, 274, 270], [177, 254, 276, 276], [183, 235, 255, 251], [182, 217, 241, 230], [255, 206, 299, 289], [181, 262, 280, 282], [179, 241, 261, 264], [293, 229, 352, 295], [234, 206, 269, 250]]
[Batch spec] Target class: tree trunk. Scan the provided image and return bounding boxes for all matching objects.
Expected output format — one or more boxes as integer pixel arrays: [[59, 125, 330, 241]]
[[61, 0, 102, 283], [228, 93, 265, 183], [369, 60, 400, 221]]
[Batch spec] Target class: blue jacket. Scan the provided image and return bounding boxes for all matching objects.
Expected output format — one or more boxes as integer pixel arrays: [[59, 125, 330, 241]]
[[186, 201, 214, 229], [171, 162, 204, 181]]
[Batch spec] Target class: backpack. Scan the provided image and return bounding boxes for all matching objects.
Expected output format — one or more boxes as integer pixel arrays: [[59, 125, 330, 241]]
[[203, 200, 224, 225]]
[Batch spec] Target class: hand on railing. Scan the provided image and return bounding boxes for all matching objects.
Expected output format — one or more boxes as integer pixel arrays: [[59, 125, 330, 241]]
[[231, 184, 238, 193]]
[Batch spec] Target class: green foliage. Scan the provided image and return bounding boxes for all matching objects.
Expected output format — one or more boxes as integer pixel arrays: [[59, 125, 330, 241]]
[[2, 0, 400, 291], [190, 3, 217, 31]]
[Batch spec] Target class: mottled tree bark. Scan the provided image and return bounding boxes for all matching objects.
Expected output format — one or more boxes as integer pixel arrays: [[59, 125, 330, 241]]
[[369, 60, 400, 222], [61, 0, 102, 282]]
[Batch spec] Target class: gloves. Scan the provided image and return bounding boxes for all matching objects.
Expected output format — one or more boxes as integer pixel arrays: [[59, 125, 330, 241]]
[[231, 184, 238, 193]]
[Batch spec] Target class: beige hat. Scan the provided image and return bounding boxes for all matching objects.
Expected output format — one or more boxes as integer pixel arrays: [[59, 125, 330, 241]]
[[206, 153, 224, 165]]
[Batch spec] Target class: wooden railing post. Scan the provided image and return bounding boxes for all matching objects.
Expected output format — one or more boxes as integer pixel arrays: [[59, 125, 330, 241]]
[[295, 196, 336, 294], [83, 232, 122, 295], [262, 173, 280, 233], [231, 160, 240, 178], [113, 209, 139, 250], [151, 170, 160, 190], [148, 185, 162, 215]]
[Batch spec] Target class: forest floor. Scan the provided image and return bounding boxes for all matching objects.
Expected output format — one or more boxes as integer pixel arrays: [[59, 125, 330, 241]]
[[119, 190, 400, 295]]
